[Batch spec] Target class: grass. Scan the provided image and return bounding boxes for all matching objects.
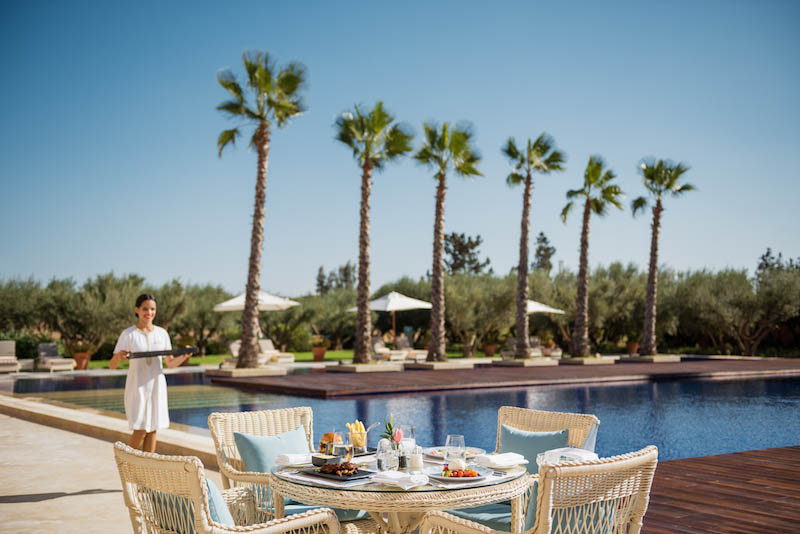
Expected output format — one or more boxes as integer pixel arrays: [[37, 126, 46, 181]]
[[85, 350, 480, 369]]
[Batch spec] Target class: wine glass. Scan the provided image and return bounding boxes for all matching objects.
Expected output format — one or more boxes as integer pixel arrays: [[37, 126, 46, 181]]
[[444, 434, 466, 467]]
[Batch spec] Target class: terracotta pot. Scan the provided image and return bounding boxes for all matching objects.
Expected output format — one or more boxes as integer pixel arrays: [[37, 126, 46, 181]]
[[311, 346, 327, 362], [72, 352, 91, 370], [627, 341, 640, 355], [541, 346, 553, 356], [483, 344, 497, 357]]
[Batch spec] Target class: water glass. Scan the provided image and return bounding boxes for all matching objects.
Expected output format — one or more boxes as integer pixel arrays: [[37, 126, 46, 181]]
[[444, 434, 466, 466], [376, 438, 398, 471], [333, 437, 354, 463]]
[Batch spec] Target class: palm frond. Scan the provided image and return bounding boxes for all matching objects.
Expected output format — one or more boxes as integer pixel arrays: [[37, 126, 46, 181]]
[[216, 99, 249, 118], [601, 184, 624, 210], [673, 183, 696, 196], [216, 70, 243, 102], [566, 187, 585, 199], [561, 201, 574, 223], [217, 128, 240, 157], [631, 196, 648, 217], [275, 62, 307, 98], [506, 172, 525, 186], [502, 137, 520, 161], [542, 150, 566, 171], [242, 50, 261, 88], [383, 123, 414, 159], [591, 197, 608, 216]]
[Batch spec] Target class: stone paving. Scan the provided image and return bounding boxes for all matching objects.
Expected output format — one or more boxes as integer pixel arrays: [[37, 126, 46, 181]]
[[0, 413, 223, 534]]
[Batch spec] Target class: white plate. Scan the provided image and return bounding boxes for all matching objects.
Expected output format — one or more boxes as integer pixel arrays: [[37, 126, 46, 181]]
[[424, 465, 489, 483], [423, 446, 486, 459]]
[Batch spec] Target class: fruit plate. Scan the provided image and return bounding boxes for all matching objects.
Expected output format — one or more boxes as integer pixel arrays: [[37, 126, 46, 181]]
[[300, 467, 376, 481], [424, 465, 489, 483], [423, 446, 486, 459]]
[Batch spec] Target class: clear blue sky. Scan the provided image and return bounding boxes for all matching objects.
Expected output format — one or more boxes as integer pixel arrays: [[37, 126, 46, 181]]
[[1, 0, 798, 297]]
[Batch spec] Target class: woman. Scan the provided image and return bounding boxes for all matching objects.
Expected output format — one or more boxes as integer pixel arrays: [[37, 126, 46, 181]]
[[110, 293, 191, 452]]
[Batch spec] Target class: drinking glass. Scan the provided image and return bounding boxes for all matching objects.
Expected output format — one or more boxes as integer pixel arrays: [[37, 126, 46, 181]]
[[333, 436, 354, 463], [444, 434, 466, 466], [376, 438, 398, 471]]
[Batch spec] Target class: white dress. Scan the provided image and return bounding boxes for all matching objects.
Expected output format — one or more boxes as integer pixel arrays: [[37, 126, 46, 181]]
[[114, 325, 172, 432]]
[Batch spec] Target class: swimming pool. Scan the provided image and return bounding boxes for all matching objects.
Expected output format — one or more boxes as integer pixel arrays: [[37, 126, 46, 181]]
[[10, 374, 800, 461]]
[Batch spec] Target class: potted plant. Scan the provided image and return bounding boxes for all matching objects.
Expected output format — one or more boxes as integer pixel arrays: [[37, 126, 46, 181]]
[[538, 330, 556, 356], [310, 335, 330, 362], [482, 327, 501, 357], [626, 335, 640, 356], [66, 341, 96, 370]]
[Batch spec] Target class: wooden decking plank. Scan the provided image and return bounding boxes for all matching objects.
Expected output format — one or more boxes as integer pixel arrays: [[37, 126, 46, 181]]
[[643, 446, 800, 534]]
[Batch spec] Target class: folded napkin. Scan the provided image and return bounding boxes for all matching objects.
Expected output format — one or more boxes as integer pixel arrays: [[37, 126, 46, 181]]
[[475, 452, 529, 468], [372, 470, 429, 490], [275, 453, 313, 466]]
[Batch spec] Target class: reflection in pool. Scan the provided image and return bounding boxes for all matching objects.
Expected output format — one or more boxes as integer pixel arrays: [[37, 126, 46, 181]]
[[13, 374, 800, 461]]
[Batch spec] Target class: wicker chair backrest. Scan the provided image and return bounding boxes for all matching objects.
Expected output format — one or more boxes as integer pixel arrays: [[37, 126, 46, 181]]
[[496, 406, 600, 451], [113, 441, 213, 534], [533, 445, 658, 534], [208, 408, 314, 474]]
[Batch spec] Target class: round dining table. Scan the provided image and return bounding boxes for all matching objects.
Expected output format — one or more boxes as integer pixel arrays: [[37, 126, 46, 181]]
[[271, 464, 529, 534]]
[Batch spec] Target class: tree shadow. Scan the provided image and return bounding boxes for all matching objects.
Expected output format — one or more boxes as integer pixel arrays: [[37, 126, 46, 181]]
[[0, 488, 121, 503]]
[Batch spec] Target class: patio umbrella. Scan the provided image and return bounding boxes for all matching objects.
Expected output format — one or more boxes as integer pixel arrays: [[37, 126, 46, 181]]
[[213, 290, 300, 312], [526, 300, 565, 315], [348, 291, 432, 333]]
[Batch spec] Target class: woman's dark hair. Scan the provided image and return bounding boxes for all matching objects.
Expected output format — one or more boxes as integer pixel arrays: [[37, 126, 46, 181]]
[[134, 293, 157, 317]]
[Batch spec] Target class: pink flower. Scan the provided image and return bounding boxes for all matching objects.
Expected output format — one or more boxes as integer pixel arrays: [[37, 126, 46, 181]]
[[393, 428, 403, 443]]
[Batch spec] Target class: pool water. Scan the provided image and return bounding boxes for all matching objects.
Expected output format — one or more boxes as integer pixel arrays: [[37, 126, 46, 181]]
[[11, 375, 800, 461]]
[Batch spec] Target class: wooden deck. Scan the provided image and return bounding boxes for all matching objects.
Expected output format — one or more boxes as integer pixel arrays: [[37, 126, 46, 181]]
[[208, 359, 800, 398], [644, 445, 800, 534]]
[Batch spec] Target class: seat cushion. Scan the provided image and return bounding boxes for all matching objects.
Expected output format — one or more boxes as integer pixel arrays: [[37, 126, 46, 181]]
[[448, 503, 513, 532], [233, 425, 310, 473], [498, 425, 570, 475], [205, 479, 235, 526], [285, 502, 368, 522]]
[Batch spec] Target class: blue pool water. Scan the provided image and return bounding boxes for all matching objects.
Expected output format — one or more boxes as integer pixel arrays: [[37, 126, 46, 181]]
[[10, 374, 800, 461]]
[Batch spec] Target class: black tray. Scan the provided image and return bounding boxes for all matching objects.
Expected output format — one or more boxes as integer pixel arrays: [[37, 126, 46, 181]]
[[128, 347, 199, 359], [300, 467, 375, 481]]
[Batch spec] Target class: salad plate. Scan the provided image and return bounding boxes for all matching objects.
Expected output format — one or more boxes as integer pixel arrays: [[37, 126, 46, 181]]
[[423, 446, 486, 459]]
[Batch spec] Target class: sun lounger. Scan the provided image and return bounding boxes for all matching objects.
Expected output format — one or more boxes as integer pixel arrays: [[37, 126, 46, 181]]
[[394, 336, 428, 361], [36, 343, 76, 372], [222, 338, 294, 367], [0, 341, 21, 373]]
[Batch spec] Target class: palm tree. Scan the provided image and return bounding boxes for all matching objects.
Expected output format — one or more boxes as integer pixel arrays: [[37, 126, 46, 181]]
[[632, 159, 694, 355], [216, 50, 306, 368], [503, 135, 566, 358], [415, 123, 482, 361], [561, 156, 624, 357], [334, 102, 414, 363]]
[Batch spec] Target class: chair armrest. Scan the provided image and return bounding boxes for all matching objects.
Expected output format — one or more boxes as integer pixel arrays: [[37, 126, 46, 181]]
[[419, 511, 498, 534], [222, 487, 258, 526], [215, 508, 340, 534]]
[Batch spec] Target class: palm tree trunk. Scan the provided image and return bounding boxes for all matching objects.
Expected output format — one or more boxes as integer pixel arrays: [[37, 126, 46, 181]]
[[640, 199, 662, 355], [353, 163, 374, 364], [238, 123, 270, 368], [572, 197, 591, 358], [428, 172, 447, 361], [515, 173, 533, 358]]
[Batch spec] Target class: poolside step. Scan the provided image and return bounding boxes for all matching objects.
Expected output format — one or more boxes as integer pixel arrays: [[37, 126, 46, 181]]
[[560, 356, 618, 365], [205, 366, 287, 378], [327, 363, 404, 373], [404, 361, 474, 370], [493, 358, 559, 367], [618, 355, 682, 363]]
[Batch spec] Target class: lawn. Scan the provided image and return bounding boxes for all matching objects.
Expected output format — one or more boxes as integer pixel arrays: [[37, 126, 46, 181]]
[[86, 350, 477, 369]]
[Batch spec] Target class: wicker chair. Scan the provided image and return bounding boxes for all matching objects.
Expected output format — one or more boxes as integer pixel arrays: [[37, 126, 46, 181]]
[[495, 406, 600, 452], [420, 446, 659, 534], [207, 408, 376, 533], [113, 441, 344, 534]]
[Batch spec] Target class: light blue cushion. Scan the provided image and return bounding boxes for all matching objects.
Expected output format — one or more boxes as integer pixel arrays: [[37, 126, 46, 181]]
[[205, 479, 235, 526], [233, 426, 310, 473], [498, 425, 570, 475], [449, 503, 513, 532]]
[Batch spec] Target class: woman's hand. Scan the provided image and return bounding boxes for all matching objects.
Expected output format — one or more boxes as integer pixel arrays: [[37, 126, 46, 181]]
[[109, 350, 128, 370], [165, 347, 192, 369]]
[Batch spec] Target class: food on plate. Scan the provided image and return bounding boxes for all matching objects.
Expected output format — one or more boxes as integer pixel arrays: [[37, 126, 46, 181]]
[[442, 465, 479, 478], [319, 462, 358, 476], [448, 458, 466, 471], [319, 432, 343, 454]]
